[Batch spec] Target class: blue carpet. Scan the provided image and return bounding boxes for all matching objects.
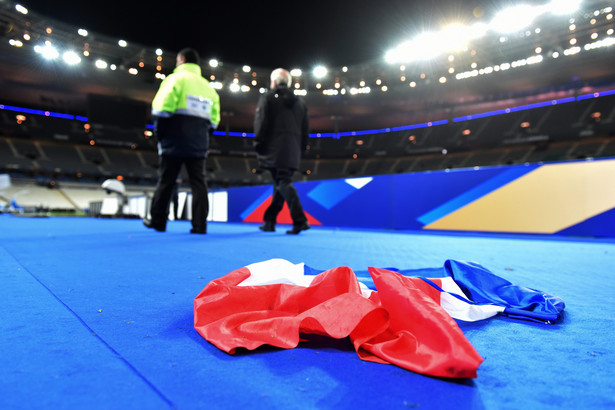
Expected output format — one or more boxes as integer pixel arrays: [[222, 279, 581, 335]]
[[0, 214, 614, 409]]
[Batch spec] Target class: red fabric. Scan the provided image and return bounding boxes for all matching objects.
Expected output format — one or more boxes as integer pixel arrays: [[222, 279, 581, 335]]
[[194, 266, 483, 378]]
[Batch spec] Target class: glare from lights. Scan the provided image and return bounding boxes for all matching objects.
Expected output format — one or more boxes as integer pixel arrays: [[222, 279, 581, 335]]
[[359, 80, 365, 87], [376, 79, 382, 85], [608, 29, 614, 35], [607, 14, 613, 20], [128, 68, 138, 75], [46, 27, 52, 34], [591, 32, 598, 39], [448, 67, 455, 73], [549, 0, 582, 15], [290, 68, 302, 77], [490, 5, 536, 33], [155, 72, 166, 80], [252, 80, 257, 86], [294, 83, 300, 89], [313, 65, 327, 78], [400, 65, 406, 71], [210, 81, 223, 90], [36, 43, 60, 60], [118, 40, 128, 47], [78, 29, 88, 37], [242, 65, 251, 73], [23, 33, 30, 41], [294, 89, 307, 96], [15, 4, 28, 14], [240, 85, 250, 92], [316, 83, 322, 89], [381, 86, 388, 92], [156, 48, 163, 56], [95, 59, 108, 69], [569, 24, 576, 31], [349, 87, 371, 95], [229, 83, 240, 92], [209, 59, 219, 68], [448, 55, 454, 62], [83, 50, 89, 57], [552, 51, 560, 58], [110, 64, 117, 70], [63, 51, 81, 65], [570, 38, 577, 45], [9, 39, 23, 47], [409, 81, 416, 87], [535, 46, 542, 53], [342, 66, 348, 72], [322, 89, 338, 96], [563, 46, 581, 55], [439, 76, 447, 83], [259, 87, 267, 94], [584, 37, 615, 50], [334, 82, 340, 89]]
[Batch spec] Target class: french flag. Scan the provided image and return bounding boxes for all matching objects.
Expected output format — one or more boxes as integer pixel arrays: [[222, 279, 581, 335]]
[[194, 259, 564, 379]]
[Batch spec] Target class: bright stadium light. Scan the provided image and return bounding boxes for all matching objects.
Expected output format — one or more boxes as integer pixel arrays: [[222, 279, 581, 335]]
[[313, 65, 327, 78], [549, 0, 582, 15], [95, 59, 108, 69], [63, 51, 81, 65], [15, 4, 28, 14], [490, 5, 537, 33], [35, 43, 60, 60]]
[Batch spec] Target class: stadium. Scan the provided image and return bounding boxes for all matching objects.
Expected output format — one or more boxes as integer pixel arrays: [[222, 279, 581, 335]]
[[1, 0, 615, 409]]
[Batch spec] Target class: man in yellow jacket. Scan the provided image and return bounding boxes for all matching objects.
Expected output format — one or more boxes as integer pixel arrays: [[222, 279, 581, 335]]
[[144, 48, 220, 234]]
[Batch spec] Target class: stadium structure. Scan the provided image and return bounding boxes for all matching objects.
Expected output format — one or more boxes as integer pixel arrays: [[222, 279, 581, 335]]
[[0, 0, 614, 210]]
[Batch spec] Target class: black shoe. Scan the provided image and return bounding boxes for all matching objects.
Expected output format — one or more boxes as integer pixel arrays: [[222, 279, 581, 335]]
[[143, 218, 165, 232], [259, 222, 275, 232], [286, 222, 310, 235], [190, 228, 207, 234]]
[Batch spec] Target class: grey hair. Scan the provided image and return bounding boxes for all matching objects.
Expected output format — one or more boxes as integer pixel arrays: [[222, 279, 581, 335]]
[[270, 68, 292, 86]]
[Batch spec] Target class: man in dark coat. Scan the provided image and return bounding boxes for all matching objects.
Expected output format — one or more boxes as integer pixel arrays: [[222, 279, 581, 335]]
[[253, 68, 310, 234]]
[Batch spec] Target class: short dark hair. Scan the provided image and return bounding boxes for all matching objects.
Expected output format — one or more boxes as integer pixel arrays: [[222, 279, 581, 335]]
[[178, 48, 200, 64]]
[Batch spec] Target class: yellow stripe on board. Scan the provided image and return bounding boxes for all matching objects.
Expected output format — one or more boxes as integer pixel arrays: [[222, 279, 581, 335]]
[[424, 160, 615, 234]]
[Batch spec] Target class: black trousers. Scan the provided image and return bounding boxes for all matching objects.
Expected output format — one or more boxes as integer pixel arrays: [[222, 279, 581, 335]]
[[263, 168, 307, 227], [150, 156, 208, 231]]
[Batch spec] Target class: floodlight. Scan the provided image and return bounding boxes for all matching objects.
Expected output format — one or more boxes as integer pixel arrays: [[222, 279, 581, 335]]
[[95, 59, 108, 69], [313, 65, 327, 78], [549, 0, 582, 15], [63, 51, 81, 65], [15, 4, 28, 14], [490, 5, 537, 33], [37, 43, 60, 60]]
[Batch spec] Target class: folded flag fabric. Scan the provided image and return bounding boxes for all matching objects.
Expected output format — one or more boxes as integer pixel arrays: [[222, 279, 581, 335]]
[[194, 259, 565, 379]]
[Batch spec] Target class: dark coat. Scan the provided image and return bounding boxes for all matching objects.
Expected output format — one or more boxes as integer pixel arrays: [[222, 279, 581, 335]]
[[253, 84, 309, 170], [155, 114, 212, 158]]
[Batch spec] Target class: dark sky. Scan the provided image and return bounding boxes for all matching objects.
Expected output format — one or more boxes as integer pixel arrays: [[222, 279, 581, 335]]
[[21, 0, 496, 68]]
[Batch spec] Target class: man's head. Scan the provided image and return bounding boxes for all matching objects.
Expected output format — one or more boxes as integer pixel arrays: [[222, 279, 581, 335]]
[[270, 68, 292, 88], [176, 48, 200, 67]]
